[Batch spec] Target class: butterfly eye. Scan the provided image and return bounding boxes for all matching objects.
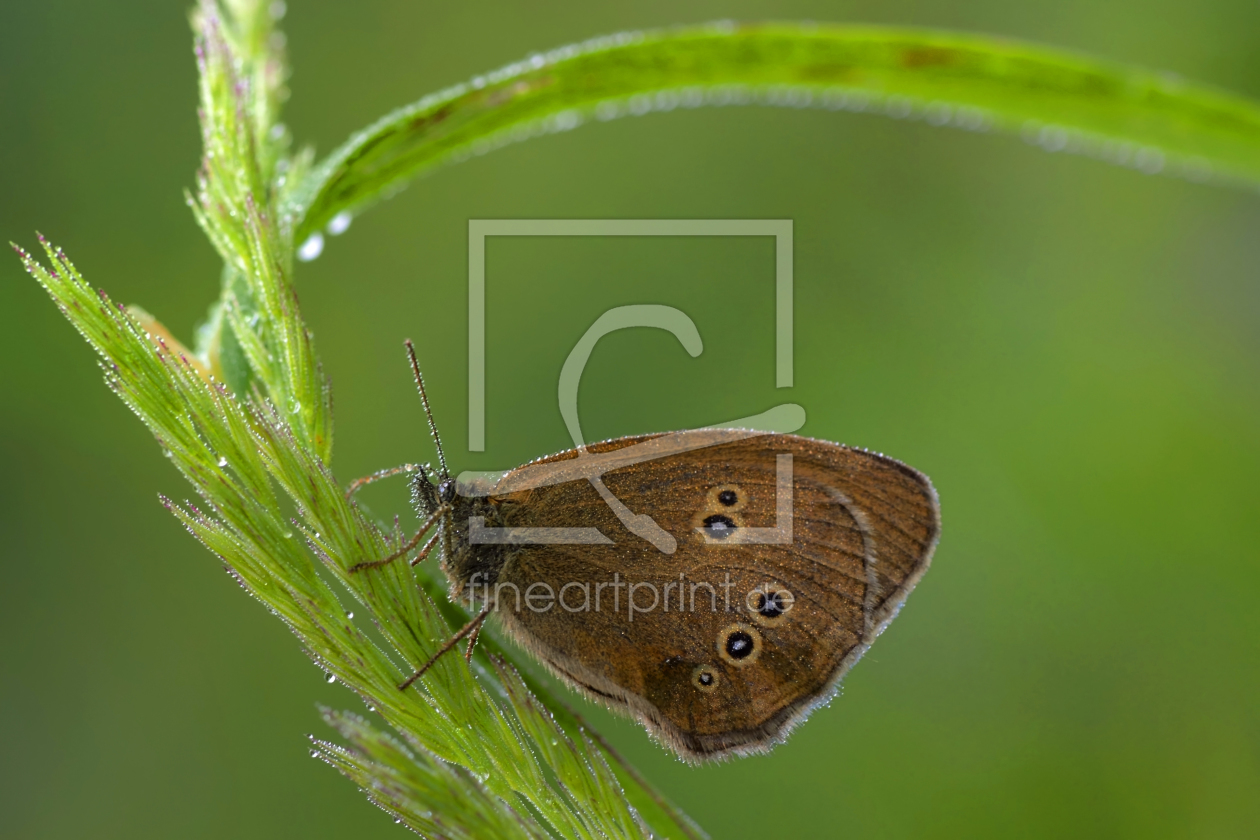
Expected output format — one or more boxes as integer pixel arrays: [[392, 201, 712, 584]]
[[702, 514, 737, 539], [707, 484, 746, 512], [717, 623, 763, 666], [691, 664, 721, 693], [727, 632, 753, 656], [747, 584, 795, 627]]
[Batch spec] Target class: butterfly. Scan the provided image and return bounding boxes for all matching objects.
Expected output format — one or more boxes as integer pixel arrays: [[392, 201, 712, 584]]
[[349, 341, 940, 762]]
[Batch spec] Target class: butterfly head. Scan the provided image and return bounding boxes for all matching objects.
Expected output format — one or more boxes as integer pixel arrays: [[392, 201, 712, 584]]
[[402, 340, 512, 604], [438, 478, 457, 504]]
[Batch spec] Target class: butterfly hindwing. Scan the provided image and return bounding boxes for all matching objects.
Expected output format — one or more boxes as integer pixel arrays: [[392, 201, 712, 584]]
[[479, 432, 939, 760]]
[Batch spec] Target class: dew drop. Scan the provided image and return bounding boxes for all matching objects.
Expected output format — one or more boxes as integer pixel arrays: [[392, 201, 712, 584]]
[[310, 749, 319, 758], [297, 233, 324, 262], [217, 456, 228, 468], [925, 102, 952, 126], [1038, 125, 1069, 152], [1135, 146, 1165, 174], [345, 611, 354, 619], [325, 672, 336, 684], [886, 96, 914, 119], [326, 211, 352, 236]]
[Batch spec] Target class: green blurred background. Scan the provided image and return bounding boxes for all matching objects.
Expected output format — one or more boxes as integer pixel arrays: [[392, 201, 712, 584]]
[[3, 1, 1259, 837]]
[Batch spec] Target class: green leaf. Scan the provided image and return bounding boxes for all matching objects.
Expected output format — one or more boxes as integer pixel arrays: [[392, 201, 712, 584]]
[[290, 22, 1260, 241]]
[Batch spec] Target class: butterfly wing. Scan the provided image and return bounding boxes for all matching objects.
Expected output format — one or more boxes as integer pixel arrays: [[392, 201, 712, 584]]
[[484, 431, 939, 761]]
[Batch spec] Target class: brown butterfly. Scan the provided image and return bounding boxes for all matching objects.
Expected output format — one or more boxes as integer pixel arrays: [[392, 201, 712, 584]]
[[349, 342, 940, 762]]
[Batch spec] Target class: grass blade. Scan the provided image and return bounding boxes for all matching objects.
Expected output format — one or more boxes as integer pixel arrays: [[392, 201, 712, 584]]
[[291, 22, 1260, 239]]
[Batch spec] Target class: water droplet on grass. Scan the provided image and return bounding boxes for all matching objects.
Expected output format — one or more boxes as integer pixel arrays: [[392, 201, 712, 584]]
[[326, 212, 352, 236], [297, 233, 324, 262]]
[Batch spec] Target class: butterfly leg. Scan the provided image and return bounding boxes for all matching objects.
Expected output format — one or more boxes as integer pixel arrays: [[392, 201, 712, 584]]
[[463, 621, 483, 663], [344, 463, 423, 500], [348, 504, 450, 573], [399, 605, 493, 690]]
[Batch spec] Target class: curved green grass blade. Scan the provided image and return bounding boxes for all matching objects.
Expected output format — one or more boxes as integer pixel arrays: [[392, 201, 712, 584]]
[[291, 22, 1260, 239], [416, 570, 708, 840]]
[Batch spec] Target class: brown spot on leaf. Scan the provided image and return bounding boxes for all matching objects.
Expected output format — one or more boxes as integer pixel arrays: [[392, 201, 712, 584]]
[[901, 46, 957, 69]]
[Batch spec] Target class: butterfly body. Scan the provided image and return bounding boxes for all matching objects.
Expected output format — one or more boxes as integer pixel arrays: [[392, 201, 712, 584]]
[[414, 429, 940, 762]]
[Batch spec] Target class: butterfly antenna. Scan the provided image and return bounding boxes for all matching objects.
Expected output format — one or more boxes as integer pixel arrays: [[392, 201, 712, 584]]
[[404, 339, 449, 480]]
